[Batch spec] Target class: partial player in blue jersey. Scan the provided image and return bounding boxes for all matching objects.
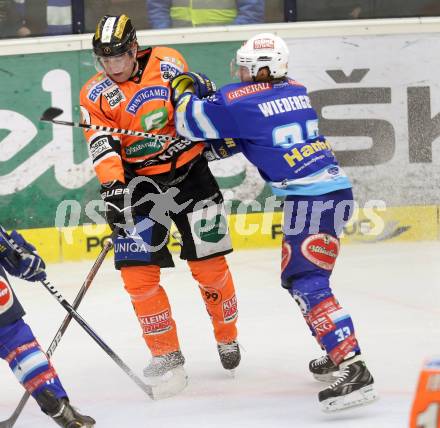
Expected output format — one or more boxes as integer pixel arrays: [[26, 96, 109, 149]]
[[0, 226, 95, 427], [170, 33, 378, 412]]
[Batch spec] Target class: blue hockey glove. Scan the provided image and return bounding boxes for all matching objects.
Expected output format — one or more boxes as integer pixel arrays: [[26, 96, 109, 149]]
[[170, 72, 216, 105], [0, 227, 46, 282]]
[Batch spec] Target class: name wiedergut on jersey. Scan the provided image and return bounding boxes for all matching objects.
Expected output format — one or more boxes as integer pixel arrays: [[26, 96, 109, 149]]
[[258, 95, 313, 117]]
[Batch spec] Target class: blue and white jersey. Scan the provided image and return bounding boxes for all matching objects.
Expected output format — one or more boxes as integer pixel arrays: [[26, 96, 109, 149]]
[[175, 78, 352, 196]]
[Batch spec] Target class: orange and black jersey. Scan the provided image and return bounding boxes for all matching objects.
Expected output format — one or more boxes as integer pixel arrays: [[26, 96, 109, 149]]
[[79, 47, 204, 184]]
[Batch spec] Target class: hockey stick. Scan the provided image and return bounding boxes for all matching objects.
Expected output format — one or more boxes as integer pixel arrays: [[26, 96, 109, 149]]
[[41, 107, 183, 144], [0, 229, 117, 428], [0, 228, 188, 418], [0, 227, 154, 398], [39, 277, 156, 398], [38, 277, 188, 402]]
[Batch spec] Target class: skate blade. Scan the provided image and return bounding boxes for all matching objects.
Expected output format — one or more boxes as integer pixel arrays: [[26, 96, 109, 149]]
[[313, 371, 340, 383], [320, 384, 379, 413], [146, 367, 189, 400]]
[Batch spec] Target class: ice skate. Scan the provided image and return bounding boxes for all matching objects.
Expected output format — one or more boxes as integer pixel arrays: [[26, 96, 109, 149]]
[[143, 350, 185, 377], [36, 389, 95, 427], [143, 350, 188, 399], [309, 354, 340, 382], [318, 356, 378, 412], [217, 341, 241, 374]]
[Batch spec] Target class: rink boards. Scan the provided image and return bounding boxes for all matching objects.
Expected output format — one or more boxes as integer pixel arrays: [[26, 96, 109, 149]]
[[2, 18, 440, 232], [1, 18, 440, 263], [16, 205, 439, 263]]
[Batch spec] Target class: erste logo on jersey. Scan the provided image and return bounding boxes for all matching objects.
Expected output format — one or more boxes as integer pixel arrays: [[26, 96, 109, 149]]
[[160, 56, 184, 82], [87, 77, 114, 102], [253, 38, 275, 50], [126, 86, 170, 115]]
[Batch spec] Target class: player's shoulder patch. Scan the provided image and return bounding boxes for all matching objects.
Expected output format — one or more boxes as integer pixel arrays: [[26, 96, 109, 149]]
[[86, 74, 116, 103], [153, 46, 186, 81], [160, 56, 185, 82], [224, 82, 272, 104]]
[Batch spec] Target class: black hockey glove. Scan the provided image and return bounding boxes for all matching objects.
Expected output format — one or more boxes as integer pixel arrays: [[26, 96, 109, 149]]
[[100, 180, 134, 232], [170, 72, 217, 105]]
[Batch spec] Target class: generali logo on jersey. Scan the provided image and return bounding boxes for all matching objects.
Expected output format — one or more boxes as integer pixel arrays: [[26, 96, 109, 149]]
[[253, 39, 275, 50], [226, 82, 271, 102]]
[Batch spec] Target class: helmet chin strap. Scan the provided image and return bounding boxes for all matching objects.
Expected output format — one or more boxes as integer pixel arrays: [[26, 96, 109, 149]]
[[130, 60, 139, 78], [129, 45, 140, 78]]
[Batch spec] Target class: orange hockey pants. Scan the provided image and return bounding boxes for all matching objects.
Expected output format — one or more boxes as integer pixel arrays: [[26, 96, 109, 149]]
[[120, 255, 238, 356]]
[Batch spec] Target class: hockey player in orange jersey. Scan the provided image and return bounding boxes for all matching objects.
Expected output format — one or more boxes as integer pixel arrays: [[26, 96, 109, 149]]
[[79, 14, 240, 393]]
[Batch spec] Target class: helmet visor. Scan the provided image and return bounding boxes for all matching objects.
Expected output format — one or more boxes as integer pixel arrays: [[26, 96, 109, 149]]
[[230, 58, 252, 82], [94, 46, 136, 74], [230, 54, 253, 81], [229, 57, 240, 80]]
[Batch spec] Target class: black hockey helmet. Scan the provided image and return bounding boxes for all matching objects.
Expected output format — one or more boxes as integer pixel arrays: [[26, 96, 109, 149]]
[[93, 14, 136, 57]]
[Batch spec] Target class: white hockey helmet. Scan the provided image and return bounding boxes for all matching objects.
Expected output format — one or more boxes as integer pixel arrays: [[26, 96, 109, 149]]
[[235, 33, 289, 79]]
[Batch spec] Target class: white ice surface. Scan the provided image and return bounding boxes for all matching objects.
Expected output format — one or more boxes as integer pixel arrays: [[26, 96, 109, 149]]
[[1, 242, 439, 427]]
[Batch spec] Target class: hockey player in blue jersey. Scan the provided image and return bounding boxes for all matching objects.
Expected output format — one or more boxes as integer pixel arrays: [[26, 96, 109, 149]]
[[170, 33, 378, 412], [0, 226, 95, 427]]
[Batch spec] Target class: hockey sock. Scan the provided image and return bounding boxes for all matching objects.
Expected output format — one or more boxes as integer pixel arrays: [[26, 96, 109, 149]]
[[121, 265, 180, 356], [0, 319, 66, 399], [188, 256, 238, 344], [306, 295, 361, 365], [288, 273, 361, 364]]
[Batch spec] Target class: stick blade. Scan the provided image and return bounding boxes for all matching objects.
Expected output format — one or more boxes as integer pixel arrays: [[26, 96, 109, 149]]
[[40, 107, 63, 122], [147, 367, 189, 400]]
